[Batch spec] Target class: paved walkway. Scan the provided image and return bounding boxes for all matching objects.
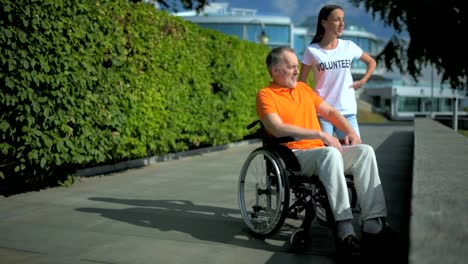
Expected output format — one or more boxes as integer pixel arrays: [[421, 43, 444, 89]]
[[0, 124, 413, 264], [410, 119, 468, 264]]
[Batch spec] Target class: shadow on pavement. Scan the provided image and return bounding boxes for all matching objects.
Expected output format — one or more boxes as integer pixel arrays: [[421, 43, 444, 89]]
[[373, 130, 413, 264], [77, 198, 293, 252], [76, 128, 413, 264]]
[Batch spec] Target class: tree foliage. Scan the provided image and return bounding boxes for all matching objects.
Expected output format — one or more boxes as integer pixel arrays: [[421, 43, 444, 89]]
[[350, 0, 467, 88], [0, 0, 269, 192]]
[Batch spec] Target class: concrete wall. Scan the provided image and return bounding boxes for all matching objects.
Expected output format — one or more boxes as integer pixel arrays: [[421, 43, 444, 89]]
[[410, 118, 468, 263]]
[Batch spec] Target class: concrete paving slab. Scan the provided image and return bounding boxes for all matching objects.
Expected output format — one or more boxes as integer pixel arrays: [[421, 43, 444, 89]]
[[0, 124, 414, 264]]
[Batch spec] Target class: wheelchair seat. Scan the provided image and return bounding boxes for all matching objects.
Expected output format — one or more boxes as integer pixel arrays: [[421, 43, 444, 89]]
[[238, 120, 359, 252]]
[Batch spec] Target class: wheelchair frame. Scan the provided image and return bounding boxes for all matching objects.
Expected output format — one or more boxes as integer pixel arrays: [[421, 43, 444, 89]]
[[238, 120, 358, 252]]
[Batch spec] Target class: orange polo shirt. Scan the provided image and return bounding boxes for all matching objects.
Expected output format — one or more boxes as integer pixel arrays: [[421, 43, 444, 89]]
[[256, 81, 325, 149]]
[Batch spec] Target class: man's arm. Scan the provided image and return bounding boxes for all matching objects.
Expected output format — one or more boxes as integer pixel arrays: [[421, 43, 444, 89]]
[[261, 112, 345, 151], [317, 101, 361, 145]]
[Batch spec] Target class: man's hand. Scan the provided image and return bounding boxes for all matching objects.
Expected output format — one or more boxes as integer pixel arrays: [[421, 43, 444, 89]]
[[341, 133, 362, 145], [320, 132, 343, 152]]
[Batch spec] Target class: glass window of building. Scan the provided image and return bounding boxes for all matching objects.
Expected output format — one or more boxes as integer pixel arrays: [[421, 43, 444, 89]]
[[358, 38, 370, 52], [397, 97, 421, 112], [266, 25, 290, 45], [439, 98, 452, 112], [422, 98, 433, 112], [199, 23, 244, 39], [294, 34, 309, 60]]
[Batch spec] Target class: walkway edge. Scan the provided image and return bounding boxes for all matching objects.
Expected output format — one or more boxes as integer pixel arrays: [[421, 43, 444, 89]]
[[75, 139, 260, 177]]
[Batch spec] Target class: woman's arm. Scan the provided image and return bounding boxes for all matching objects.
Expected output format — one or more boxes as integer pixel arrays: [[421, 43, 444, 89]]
[[351, 52, 376, 90], [298, 63, 313, 83]]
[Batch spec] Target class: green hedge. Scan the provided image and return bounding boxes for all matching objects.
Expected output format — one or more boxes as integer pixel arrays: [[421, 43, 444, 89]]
[[0, 0, 270, 191]]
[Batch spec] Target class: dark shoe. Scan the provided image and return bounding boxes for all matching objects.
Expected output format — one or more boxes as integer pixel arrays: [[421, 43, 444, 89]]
[[361, 222, 401, 262], [362, 221, 397, 245], [336, 235, 361, 259]]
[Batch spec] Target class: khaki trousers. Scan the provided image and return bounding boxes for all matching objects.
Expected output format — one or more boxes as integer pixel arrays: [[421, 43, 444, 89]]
[[293, 144, 387, 222]]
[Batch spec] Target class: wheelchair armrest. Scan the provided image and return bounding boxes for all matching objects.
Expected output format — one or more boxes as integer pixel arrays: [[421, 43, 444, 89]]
[[243, 120, 263, 140], [244, 120, 297, 144], [243, 129, 263, 140], [266, 136, 296, 145], [246, 120, 261, 130]]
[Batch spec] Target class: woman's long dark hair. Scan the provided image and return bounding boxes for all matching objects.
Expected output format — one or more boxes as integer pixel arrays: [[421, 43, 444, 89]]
[[310, 4, 343, 44]]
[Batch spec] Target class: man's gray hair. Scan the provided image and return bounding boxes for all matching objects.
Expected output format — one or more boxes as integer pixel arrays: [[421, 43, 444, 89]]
[[266, 46, 295, 70]]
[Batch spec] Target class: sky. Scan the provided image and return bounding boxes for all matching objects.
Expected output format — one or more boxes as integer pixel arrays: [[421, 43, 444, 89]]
[[213, 0, 397, 40]]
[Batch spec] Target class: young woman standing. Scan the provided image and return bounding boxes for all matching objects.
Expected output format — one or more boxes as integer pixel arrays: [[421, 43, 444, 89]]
[[298, 4, 376, 140]]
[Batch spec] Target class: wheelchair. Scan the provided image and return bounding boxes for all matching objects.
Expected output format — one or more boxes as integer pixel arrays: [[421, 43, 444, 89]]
[[238, 120, 359, 253]]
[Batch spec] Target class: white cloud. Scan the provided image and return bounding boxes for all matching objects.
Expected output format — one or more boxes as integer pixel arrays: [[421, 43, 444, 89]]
[[272, 0, 298, 17]]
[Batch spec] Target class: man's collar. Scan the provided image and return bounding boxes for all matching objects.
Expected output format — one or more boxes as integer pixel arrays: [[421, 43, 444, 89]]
[[269, 81, 295, 91]]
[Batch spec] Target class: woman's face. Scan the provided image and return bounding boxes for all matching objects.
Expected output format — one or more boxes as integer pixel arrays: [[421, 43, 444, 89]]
[[322, 8, 345, 37]]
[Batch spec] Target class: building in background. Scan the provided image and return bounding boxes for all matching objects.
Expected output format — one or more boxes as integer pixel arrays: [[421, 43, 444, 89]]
[[174, 2, 467, 123], [174, 3, 292, 49], [364, 83, 466, 122]]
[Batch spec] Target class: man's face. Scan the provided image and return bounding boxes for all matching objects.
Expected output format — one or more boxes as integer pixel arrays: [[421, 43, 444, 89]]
[[271, 51, 299, 88]]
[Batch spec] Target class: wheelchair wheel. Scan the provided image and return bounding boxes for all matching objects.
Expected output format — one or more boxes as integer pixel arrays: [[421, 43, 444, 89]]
[[289, 228, 310, 253], [238, 147, 290, 238]]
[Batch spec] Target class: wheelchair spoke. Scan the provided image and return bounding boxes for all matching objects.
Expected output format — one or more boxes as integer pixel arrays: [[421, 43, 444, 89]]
[[238, 148, 289, 237]]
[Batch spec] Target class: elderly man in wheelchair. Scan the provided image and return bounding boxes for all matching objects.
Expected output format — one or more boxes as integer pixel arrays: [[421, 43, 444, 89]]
[[238, 47, 394, 261]]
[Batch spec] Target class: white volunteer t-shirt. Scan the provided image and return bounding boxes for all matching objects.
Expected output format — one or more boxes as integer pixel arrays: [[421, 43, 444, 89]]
[[302, 39, 362, 115]]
